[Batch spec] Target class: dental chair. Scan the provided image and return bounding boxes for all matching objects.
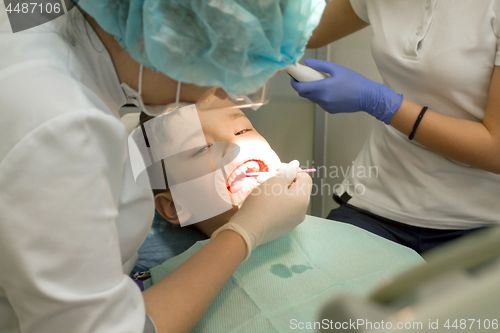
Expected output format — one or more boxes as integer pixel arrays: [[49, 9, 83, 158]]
[[320, 226, 500, 332]]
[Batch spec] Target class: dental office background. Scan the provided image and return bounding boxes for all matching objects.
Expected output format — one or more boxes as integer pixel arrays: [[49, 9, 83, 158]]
[[119, 26, 380, 218]]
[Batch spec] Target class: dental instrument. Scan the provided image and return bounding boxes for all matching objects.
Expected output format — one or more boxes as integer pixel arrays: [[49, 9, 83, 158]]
[[320, 226, 500, 332], [291, 59, 403, 125], [285, 63, 328, 82], [245, 169, 316, 176]]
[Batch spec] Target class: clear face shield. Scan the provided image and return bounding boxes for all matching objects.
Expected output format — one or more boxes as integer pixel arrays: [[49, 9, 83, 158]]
[[121, 65, 273, 117], [127, 104, 281, 226], [196, 81, 272, 112]]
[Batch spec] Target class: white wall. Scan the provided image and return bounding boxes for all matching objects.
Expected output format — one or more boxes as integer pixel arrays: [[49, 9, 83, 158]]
[[321, 26, 381, 217], [244, 49, 317, 171]]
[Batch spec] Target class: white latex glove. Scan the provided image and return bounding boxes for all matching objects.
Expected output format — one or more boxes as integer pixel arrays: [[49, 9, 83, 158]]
[[211, 160, 313, 260]]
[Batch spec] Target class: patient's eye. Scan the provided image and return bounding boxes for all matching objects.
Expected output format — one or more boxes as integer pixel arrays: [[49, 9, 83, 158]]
[[235, 129, 251, 136], [193, 143, 213, 157]]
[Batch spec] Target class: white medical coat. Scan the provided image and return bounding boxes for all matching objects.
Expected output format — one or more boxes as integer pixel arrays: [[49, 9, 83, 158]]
[[0, 8, 155, 333]]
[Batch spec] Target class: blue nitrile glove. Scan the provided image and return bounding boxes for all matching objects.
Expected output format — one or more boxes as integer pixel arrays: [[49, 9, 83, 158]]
[[290, 59, 404, 125]]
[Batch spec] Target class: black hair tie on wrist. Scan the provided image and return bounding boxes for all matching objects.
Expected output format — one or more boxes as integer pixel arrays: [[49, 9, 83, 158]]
[[409, 106, 428, 141]]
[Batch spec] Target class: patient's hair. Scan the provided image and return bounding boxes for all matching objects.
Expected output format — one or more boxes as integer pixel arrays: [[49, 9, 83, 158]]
[[139, 111, 169, 196]]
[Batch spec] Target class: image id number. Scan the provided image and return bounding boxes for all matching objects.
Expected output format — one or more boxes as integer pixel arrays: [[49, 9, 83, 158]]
[[444, 319, 499, 330], [6, 2, 62, 15]]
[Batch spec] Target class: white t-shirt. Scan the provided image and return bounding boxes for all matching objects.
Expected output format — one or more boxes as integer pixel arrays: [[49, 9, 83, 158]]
[[0, 8, 155, 333], [338, 0, 500, 229]]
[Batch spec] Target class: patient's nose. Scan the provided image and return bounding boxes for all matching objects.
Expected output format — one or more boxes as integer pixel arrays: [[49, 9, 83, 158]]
[[222, 140, 239, 158]]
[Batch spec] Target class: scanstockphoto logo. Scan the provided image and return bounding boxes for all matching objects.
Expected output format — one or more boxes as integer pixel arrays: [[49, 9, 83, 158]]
[[4, 0, 78, 33]]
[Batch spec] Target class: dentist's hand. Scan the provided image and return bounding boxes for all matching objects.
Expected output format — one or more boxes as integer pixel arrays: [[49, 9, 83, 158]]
[[211, 160, 312, 260], [290, 59, 404, 124]]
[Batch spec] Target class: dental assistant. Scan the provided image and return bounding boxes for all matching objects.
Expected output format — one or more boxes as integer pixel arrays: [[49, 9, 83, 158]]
[[0, 1, 323, 332], [292, 0, 500, 253]]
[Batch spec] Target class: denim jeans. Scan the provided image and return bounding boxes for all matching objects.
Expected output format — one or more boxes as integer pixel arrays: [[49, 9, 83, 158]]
[[327, 204, 485, 255]]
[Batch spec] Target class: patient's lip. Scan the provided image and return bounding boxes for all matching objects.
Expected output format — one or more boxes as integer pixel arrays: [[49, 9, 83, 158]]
[[226, 159, 268, 194]]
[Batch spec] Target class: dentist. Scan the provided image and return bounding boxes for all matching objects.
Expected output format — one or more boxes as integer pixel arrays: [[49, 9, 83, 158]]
[[0, 1, 323, 332]]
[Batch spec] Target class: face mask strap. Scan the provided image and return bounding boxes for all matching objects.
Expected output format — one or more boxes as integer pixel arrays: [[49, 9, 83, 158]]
[[135, 64, 147, 112], [138, 64, 144, 96], [175, 80, 181, 105]]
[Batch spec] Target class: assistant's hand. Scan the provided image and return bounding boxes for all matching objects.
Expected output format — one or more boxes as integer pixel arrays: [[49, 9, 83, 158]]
[[290, 59, 404, 124], [211, 160, 312, 260]]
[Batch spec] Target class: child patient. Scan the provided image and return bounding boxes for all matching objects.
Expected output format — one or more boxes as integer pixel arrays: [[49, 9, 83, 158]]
[[129, 104, 284, 275]]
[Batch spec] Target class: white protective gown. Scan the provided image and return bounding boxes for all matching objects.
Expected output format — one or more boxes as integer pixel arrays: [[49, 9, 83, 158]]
[[0, 7, 155, 333]]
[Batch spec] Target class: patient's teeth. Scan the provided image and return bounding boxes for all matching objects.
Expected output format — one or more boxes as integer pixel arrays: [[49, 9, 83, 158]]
[[227, 159, 271, 191]]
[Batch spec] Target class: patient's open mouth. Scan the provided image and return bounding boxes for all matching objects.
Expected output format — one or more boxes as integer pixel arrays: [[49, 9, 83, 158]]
[[227, 159, 269, 194]]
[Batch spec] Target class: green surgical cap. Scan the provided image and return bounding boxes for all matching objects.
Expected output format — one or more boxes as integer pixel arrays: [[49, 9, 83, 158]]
[[78, 0, 326, 94]]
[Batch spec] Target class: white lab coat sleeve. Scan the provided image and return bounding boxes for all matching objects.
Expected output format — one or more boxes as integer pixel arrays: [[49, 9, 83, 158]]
[[0, 109, 151, 333], [349, 0, 369, 24]]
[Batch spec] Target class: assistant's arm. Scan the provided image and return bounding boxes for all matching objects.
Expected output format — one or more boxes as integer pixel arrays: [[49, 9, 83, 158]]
[[389, 66, 500, 174], [306, 0, 369, 49], [291, 59, 500, 174]]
